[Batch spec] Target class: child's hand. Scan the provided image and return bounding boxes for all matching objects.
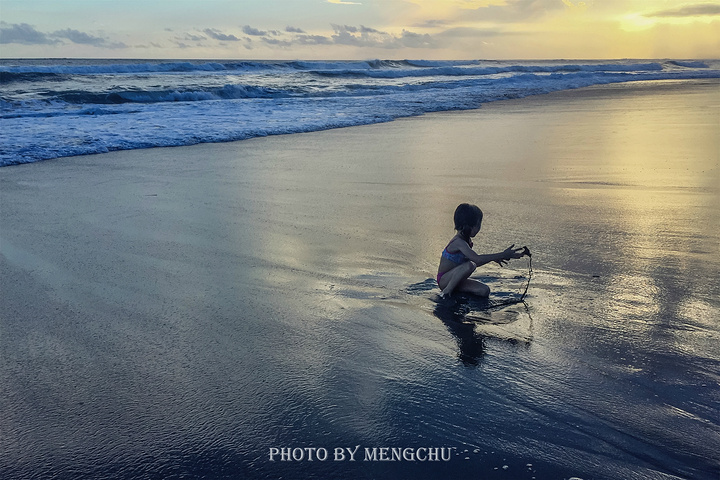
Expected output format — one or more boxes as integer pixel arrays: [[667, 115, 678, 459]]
[[496, 244, 527, 266]]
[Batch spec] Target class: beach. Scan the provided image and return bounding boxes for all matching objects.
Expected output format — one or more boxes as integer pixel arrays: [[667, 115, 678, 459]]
[[1, 79, 719, 479]]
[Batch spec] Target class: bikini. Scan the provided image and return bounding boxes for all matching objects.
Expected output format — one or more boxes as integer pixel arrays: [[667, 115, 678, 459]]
[[437, 244, 469, 284]]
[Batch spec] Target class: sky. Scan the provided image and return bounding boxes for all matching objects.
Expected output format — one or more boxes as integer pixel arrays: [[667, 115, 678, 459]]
[[1, 0, 719, 60]]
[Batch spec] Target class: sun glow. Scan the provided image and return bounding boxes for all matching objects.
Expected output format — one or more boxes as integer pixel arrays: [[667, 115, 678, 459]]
[[620, 13, 657, 32]]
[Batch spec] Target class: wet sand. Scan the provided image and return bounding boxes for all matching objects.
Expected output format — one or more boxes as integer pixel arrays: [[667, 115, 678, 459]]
[[1, 79, 719, 479]]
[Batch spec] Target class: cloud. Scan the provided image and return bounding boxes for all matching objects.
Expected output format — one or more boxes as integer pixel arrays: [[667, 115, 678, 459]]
[[0, 22, 58, 45], [643, 3, 720, 17], [203, 28, 240, 41], [186, 22, 438, 50], [330, 24, 378, 46], [397, 29, 436, 48], [261, 37, 293, 47], [329, 24, 437, 48], [294, 34, 333, 45], [333, 24, 358, 33], [52, 29, 126, 48], [327, 0, 362, 5], [52, 28, 104, 45], [415, 19, 451, 29], [173, 33, 208, 48], [242, 25, 268, 36], [435, 26, 512, 40], [183, 33, 207, 42], [360, 25, 385, 34], [1, 22, 125, 48]]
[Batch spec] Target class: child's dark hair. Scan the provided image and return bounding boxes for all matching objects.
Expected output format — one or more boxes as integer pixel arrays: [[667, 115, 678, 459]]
[[454, 203, 483, 245]]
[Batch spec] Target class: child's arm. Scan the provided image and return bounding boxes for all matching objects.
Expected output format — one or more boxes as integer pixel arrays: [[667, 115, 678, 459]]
[[453, 241, 527, 267]]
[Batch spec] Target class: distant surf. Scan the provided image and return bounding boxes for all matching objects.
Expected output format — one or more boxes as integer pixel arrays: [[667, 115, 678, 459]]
[[1, 58, 718, 166]]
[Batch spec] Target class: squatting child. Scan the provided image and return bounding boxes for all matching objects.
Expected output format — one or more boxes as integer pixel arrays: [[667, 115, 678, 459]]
[[437, 203, 529, 298]]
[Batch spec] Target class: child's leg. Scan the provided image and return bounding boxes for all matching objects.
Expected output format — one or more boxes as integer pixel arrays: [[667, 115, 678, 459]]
[[456, 278, 490, 298], [438, 261, 477, 297]]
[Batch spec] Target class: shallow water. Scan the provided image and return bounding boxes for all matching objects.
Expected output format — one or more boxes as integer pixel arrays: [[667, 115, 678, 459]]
[[1, 80, 718, 479]]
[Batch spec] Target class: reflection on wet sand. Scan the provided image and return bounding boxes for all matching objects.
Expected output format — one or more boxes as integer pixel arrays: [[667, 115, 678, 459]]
[[406, 278, 533, 366], [433, 296, 534, 367]]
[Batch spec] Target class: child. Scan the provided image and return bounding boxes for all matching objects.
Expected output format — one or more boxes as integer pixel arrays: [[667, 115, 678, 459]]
[[437, 203, 528, 298]]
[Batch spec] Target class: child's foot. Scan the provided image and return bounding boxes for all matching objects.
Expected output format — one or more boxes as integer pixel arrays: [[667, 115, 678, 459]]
[[439, 291, 454, 301]]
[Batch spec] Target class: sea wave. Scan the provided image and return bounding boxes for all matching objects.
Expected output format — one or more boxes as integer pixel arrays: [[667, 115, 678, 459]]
[[309, 62, 669, 79], [0, 59, 697, 78], [0, 60, 383, 77], [63, 84, 285, 105], [664, 60, 710, 69], [1, 58, 718, 166], [0, 71, 70, 83], [4, 68, 719, 114]]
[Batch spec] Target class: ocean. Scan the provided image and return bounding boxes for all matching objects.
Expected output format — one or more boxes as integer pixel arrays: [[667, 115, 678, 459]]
[[1, 58, 719, 166]]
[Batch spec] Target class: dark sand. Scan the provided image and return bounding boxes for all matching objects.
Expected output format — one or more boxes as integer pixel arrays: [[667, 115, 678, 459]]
[[1, 79, 719, 479]]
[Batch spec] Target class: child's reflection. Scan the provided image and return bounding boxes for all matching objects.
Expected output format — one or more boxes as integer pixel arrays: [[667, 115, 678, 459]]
[[432, 298, 487, 367]]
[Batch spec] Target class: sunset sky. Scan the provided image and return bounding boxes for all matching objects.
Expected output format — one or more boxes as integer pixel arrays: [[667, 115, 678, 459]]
[[1, 0, 719, 59]]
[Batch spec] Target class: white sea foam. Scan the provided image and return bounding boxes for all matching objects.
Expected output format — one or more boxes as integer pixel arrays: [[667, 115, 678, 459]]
[[1, 58, 718, 166]]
